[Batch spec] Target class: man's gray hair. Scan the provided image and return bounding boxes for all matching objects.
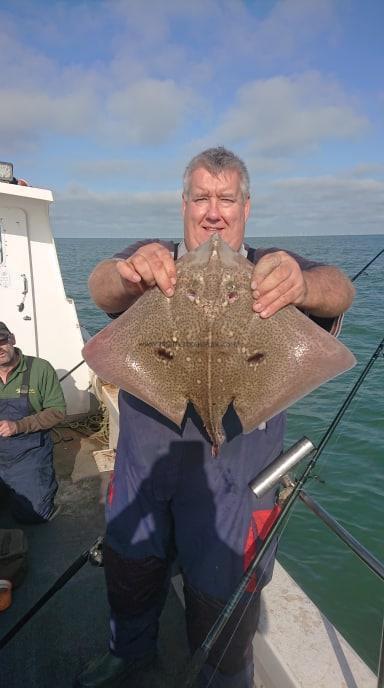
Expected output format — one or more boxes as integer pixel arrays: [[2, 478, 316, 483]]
[[183, 147, 250, 200]]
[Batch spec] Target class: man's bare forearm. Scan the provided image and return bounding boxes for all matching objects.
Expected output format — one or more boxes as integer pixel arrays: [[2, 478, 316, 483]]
[[88, 259, 146, 313], [302, 266, 355, 317]]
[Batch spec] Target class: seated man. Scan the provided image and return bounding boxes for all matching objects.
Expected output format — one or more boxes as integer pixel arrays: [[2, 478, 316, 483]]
[[0, 322, 66, 523]]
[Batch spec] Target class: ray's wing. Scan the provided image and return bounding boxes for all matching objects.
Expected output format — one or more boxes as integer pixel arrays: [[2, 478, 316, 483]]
[[82, 287, 195, 426], [83, 237, 238, 432], [229, 305, 356, 432]]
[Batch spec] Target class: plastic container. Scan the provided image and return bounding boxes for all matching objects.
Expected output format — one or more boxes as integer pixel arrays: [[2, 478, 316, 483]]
[[0, 579, 12, 611]]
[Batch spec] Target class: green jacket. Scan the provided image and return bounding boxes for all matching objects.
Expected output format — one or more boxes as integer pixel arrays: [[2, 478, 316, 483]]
[[0, 349, 66, 433]]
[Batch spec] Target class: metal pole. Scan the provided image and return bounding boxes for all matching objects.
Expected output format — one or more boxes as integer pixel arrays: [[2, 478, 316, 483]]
[[249, 437, 315, 497]]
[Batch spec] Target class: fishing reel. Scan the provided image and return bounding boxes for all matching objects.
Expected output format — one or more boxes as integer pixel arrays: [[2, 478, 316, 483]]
[[88, 536, 104, 567]]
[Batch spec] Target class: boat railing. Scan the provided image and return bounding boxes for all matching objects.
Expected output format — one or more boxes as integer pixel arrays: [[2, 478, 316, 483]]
[[298, 488, 384, 687], [299, 489, 384, 582]]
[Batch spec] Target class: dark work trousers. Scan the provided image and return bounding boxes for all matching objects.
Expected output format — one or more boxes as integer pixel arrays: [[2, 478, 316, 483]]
[[0, 373, 57, 523], [104, 392, 284, 688]]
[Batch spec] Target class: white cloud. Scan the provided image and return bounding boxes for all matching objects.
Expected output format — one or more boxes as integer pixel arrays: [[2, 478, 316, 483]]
[[0, 1, 341, 153], [275, 176, 384, 192], [207, 72, 368, 155], [72, 156, 183, 186], [252, 0, 336, 62], [346, 163, 384, 178], [0, 89, 97, 147], [1, 0, 382, 240], [51, 187, 183, 237], [105, 79, 196, 145], [250, 175, 384, 234], [113, 0, 337, 68], [0, 77, 196, 151], [50, 174, 384, 238]]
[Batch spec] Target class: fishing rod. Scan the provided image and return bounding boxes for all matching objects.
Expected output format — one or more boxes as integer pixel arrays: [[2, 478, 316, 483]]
[[0, 537, 103, 651], [351, 248, 384, 282], [181, 334, 384, 688], [58, 359, 85, 383]]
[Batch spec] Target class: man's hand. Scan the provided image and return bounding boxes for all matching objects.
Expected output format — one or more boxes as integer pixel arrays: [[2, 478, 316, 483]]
[[116, 243, 177, 297], [0, 420, 18, 437], [251, 251, 307, 318]]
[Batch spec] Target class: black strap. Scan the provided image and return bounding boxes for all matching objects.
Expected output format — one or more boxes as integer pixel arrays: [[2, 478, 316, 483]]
[[19, 356, 34, 414], [173, 241, 179, 260], [0, 531, 11, 556], [247, 246, 257, 264]]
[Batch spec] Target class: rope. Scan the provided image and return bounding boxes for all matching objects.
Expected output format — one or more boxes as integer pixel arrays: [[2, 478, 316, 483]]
[[57, 405, 109, 447]]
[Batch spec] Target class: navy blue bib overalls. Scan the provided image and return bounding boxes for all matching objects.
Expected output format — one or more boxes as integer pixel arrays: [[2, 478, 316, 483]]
[[0, 357, 57, 523], [103, 247, 284, 688]]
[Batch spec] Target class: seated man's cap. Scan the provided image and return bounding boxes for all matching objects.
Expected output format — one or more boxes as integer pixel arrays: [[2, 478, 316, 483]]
[[0, 322, 12, 338]]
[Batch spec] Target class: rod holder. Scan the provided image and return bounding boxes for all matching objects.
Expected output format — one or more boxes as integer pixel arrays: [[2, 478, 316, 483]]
[[249, 436, 315, 498]]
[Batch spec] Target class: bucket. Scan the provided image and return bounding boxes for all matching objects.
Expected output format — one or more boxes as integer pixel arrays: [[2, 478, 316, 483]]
[[0, 579, 12, 611]]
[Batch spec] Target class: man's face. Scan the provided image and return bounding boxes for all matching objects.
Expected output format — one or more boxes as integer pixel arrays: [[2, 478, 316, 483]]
[[182, 167, 250, 252], [0, 334, 16, 367]]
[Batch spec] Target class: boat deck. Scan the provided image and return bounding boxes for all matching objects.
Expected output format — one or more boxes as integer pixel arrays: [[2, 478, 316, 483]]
[[0, 423, 377, 688], [0, 427, 189, 688]]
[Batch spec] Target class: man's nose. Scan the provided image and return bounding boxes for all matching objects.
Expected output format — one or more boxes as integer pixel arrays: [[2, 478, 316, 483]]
[[206, 198, 221, 220]]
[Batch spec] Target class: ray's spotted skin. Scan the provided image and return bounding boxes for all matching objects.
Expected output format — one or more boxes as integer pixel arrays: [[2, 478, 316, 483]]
[[83, 235, 355, 454]]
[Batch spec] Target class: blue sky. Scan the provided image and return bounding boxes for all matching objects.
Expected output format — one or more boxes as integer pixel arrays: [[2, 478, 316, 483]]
[[1, 0, 383, 237]]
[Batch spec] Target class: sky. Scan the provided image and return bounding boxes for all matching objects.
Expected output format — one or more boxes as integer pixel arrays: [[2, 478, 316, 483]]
[[1, 0, 383, 237]]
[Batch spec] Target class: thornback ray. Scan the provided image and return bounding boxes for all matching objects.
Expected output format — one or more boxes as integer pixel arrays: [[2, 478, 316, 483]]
[[82, 234, 356, 454]]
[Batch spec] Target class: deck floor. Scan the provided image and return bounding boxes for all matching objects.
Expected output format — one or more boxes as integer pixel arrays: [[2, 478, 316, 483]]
[[0, 428, 190, 687]]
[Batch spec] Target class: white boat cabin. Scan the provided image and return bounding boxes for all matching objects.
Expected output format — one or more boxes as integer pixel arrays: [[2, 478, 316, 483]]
[[0, 181, 90, 417]]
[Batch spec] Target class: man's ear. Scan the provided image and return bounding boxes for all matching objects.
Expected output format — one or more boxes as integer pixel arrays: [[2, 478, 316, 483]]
[[181, 193, 187, 217], [10, 334, 16, 346], [244, 196, 251, 223]]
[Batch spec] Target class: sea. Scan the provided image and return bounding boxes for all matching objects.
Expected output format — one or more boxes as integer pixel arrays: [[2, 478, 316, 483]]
[[56, 234, 383, 673]]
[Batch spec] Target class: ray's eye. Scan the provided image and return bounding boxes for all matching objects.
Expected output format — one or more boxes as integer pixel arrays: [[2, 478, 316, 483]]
[[187, 290, 197, 302], [156, 347, 174, 361], [247, 352, 265, 364], [227, 291, 238, 303]]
